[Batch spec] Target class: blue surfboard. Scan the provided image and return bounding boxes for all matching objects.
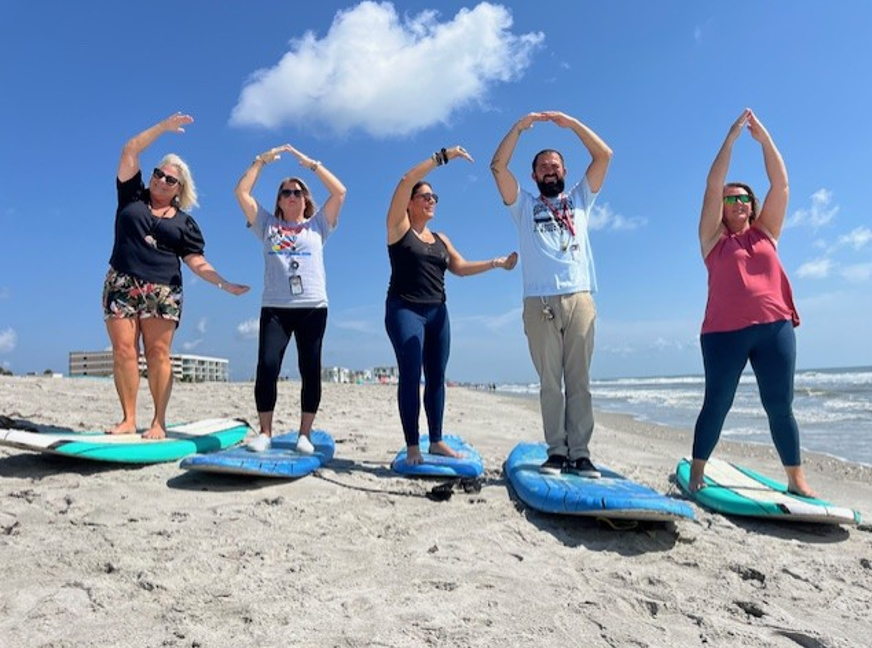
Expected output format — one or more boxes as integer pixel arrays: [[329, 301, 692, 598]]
[[505, 442, 694, 522], [391, 435, 484, 478], [180, 430, 334, 478]]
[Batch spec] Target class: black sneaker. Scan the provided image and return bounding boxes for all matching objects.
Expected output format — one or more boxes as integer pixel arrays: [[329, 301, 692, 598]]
[[539, 454, 566, 475], [564, 457, 601, 478]]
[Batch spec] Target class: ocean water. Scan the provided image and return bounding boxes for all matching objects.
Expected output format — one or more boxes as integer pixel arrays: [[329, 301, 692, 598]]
[[497, 366, 872, 467]]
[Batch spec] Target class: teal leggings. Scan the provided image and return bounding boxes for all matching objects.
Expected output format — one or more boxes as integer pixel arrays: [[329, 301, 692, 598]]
[[693, 320, 801, 466]]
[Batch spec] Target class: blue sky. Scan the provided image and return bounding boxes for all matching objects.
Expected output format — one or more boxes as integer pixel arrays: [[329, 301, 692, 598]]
[[1, 1, 871, 383]]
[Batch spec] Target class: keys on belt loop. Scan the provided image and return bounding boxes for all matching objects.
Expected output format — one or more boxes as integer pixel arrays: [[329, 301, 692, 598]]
[[541, 297, 555, 321]]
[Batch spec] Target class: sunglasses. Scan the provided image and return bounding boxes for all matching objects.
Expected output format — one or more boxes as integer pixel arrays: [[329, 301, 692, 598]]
[[280, 188, 305, 198], [723, 194, 752, 205], [152, 168, 180, 186], [414, 192, 439, 203]]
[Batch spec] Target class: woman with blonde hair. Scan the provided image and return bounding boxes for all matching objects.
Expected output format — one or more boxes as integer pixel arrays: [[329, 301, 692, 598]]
[[104, 112, 249, 439]]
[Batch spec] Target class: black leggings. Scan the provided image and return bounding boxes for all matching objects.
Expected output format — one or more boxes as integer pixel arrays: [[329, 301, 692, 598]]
[[254, 307, 328, 414]]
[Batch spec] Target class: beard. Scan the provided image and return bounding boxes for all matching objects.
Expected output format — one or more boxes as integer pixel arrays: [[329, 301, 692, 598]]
[[536, 177, 565, 198]]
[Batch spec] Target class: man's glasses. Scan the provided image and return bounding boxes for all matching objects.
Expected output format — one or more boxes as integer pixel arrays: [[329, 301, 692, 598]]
[[414, 192, 439, 203], [723, 194, 752, 205], [152, 168, 180, 186], [280, 188, 305, 198]]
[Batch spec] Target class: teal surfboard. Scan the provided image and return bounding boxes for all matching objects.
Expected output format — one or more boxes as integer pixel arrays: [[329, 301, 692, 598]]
[[391, 435, 484, 478], [675, 457, 861, 525], [0, 418, 251, 464], [505, 442, 694, 522], [180, 430, 334, 478]]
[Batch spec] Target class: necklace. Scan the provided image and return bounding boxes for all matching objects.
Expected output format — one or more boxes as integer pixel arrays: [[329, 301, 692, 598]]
[[150, 203, 175, 218]]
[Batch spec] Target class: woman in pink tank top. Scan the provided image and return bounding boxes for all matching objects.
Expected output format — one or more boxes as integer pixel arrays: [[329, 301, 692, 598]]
[[690, 109, 815, 498]]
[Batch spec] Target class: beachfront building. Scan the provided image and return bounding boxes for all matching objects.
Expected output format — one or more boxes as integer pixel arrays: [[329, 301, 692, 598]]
[[372, 366, 399, 384], [68, 350, 230, 382], [322, 366, 373, 384]]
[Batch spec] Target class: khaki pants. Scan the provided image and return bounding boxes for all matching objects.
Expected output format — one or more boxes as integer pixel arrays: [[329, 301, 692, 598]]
[[522, 292, 596, 461]]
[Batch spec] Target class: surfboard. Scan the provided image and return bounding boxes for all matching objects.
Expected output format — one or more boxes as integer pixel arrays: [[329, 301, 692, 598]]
[[180, 430, 334, 478], [391, 434, 484, 478], [675, 457, 861, 525], [504, 442, 695, 522], [0, 418, 251, 464]]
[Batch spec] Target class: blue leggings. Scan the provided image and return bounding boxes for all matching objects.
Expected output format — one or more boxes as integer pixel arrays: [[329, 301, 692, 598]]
[[693, 320, 801, 466], [385, 298, 450, 447], [255, 307, 327, 414]]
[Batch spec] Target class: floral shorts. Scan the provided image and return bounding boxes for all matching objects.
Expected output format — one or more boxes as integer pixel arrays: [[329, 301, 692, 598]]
[[102, 268, 183, 323]]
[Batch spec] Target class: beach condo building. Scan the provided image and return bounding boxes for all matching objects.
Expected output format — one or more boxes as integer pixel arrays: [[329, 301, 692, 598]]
[[372, 366, 399, 384], [322, 367, 374, 384], [68, 350, 230, 382]]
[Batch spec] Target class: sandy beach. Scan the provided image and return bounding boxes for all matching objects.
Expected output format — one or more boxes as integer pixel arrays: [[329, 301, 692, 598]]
[[1, 375, 870, 648]]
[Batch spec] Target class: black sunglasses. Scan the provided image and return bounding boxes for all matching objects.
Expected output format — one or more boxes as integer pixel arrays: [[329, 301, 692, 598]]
[[152, 168, 180, 186], [280, 188, 305, 198], [414, 192, 439, 203]]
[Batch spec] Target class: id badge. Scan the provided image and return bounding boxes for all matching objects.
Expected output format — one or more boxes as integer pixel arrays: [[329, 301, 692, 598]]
[[290, 275, 304, 296]]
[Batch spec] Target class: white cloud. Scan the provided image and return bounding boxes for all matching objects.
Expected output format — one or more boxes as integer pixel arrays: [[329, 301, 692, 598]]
[[237, 318, 260, 340], [0, 328, 17, 353], [841, 262, 872, 283], [181, 339, 203, 351], [0, 287, 9, 299], [589, 203, 646, 231], [229, 2, 544, 137], [837, 226, 872, 251], [796, 257, 832, 279], [196, 317, 208, 335], [786, 188, 838, 230]]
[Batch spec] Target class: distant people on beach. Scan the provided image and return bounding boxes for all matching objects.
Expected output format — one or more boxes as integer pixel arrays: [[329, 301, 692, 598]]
[[385, 147, 518, 465], [235, 145, 346, 453], [104, 113, 249, 439], [490, 111, 612, 478], [689, 109, 814, 497]]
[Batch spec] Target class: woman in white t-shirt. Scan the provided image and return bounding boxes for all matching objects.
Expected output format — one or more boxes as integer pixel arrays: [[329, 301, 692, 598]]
[[235, 144, 347, 453]]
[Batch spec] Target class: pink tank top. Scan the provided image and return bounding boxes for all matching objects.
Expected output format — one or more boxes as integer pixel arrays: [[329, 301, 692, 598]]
[[702, 226, 800, 334]]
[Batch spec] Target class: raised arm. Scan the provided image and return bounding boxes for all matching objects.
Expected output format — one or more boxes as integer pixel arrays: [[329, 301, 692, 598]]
[[748, 112, 789, 240], [235, 145, 288, 226], [490, 113, 543, 205], [386, 146, 472, 244], [699, 109, 750, 256], [284, 145, 347, 227], [118, 113, 193, 182], [544, 111, 613, 192]]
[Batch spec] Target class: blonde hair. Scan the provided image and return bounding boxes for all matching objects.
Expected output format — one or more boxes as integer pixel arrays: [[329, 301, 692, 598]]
[[274, 177, 317, 220], [157, 153, 198, 211]]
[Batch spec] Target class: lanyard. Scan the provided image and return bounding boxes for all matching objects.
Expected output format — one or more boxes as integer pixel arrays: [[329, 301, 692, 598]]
[[539, 195, 575, 250]]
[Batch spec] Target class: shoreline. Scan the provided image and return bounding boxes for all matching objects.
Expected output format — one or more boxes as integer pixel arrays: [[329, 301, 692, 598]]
[[1, 376, 871, 647]]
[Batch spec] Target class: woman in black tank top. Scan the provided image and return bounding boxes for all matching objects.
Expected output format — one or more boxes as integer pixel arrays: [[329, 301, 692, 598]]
[[384, 147, 518, 466]]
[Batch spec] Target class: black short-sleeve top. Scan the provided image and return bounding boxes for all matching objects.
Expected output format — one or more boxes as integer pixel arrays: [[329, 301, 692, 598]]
[[108, 171, 205, 287]]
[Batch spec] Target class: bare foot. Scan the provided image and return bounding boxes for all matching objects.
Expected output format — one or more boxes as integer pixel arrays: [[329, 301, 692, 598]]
[[406, 446, 424, 465], [429, 441, 463, 459], [107, 421, 137, 435], [688, 479, 707, 493], [142, 423, 167, 440], [689, 458, 707, 493], [785, 466, 818, 499]]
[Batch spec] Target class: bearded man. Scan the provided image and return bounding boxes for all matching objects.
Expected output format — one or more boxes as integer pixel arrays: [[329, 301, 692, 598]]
[[490, 111, 612, 477]]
